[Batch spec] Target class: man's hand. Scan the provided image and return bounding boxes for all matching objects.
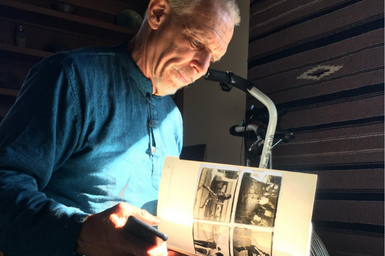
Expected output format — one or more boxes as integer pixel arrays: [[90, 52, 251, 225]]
[[75, 203, 179, 256]]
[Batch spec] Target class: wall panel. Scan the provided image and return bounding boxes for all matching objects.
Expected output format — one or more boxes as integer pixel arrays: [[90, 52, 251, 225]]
[[247, 0, 384, 254]]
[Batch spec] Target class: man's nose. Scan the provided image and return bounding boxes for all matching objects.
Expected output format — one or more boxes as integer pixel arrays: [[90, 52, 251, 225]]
[[190, 49, 212, 76]]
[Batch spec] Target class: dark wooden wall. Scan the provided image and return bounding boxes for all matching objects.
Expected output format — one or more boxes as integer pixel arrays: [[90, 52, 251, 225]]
[[246, 0, 384, 255], [0, 0, 154, 120]]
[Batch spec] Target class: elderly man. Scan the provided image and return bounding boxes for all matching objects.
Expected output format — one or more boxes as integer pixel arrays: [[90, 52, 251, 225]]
[[0, 0, 240, 255]]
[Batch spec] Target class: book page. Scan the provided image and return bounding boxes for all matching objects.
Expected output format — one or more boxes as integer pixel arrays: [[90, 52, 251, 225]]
[[158, 157, 317, 256]]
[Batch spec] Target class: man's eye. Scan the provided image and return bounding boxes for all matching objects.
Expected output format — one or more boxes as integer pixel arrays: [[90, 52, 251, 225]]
[[193, 39, 202, 47]]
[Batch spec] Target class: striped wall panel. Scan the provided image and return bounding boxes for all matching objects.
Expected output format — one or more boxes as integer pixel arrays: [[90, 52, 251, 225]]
[[247, 0, 384, 255]]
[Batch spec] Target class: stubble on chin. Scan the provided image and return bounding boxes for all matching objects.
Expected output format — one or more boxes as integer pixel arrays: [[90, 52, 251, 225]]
[[153, 68, 198, 96], [153, 73, 177, 96]]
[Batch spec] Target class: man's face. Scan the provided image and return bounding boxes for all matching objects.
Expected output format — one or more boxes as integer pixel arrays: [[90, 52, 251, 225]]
[[150, 1, 235, 96]]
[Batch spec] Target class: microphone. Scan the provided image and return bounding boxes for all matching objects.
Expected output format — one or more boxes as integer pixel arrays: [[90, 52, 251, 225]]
[[204, 68, 254, 93], [204, 69, 235, 84], [229, 124, 259, 137]]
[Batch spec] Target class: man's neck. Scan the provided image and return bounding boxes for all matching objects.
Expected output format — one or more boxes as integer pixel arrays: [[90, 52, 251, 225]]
[[127, 29, 156, 94]]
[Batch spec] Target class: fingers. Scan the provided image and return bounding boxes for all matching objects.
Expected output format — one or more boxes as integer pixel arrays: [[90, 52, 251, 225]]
[[147, 242, 168, 256], [75, 203, 164, 256], [147, 243, 183, 256], [136, 208, 162, 226], [114, 203, 161, 226]]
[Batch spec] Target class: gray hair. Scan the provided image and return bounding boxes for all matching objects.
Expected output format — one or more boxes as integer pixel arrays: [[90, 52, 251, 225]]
[[168, 0, 241, 26]]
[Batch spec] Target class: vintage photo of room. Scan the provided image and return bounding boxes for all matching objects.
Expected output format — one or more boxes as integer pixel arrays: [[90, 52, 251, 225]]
[[193, 167, 239, 222], [234, 172, 281, 227]]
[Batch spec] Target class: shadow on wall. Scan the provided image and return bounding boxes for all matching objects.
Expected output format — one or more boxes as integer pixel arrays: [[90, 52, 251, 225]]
[[180, 144, 206, 162]]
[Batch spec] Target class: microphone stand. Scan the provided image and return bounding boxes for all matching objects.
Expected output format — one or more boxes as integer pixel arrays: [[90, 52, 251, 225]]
[[204, 68, 277, 169]]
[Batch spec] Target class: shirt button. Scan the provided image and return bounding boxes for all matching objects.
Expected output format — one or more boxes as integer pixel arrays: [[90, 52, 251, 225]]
[[151, 146, 156, 154]]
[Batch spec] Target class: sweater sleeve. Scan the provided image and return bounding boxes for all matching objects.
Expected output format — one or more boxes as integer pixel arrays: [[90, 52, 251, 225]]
[[0, 55, 88, 256]]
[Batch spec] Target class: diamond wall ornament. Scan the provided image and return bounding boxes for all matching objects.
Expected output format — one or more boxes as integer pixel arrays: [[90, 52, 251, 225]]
[[297, 65, 343, 81]]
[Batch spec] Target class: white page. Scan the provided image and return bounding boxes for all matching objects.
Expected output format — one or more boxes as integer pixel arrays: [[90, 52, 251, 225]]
[[158, 156, 317, 256]]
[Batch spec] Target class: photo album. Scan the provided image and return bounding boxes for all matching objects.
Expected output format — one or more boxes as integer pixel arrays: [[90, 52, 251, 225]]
[[157, 156, 317, 256]]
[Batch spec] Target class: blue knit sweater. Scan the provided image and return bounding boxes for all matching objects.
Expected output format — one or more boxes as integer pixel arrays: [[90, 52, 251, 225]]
[[0, 43, 183, 256]]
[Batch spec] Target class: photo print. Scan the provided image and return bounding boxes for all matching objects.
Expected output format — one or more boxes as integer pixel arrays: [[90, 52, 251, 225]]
[[194, 167, 239, 222], [233, 227, 272, 256], [193, 222, 230, 256], [234, 172, 281, 227]]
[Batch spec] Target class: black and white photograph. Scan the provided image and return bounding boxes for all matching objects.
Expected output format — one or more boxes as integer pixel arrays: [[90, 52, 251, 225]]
[[193, 167, 239, 222], [232, 227, 272, 256], [234, 172, 281, 227], [193, 222, 230, 256]]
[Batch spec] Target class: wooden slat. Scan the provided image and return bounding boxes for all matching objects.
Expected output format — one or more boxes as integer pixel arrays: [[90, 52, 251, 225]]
[[313, 200, 384, 225], [0, 88, 18, 97], [249, 0, 346, 36], [0, 0, 136, 42], [248, 1, 383, 59], [0, 43, 51, 59], [273, 132, 383, 157], [55, 0, 148, 16], [316, 231, 384, 256], [313, 169, 384, 191], [279, 96, 383, 128]]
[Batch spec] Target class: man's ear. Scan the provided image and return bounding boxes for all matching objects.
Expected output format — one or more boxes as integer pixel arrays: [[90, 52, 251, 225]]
[[146, 0, 171, 30]]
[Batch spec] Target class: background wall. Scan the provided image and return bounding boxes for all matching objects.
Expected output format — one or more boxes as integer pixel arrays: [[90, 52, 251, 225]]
[[0, 0, 149, 120], [183, 0, 250, 166], [246, 0, 384, 255]]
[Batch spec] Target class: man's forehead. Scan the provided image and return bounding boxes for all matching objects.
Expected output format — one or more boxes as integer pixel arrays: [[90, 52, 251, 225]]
[[181, 5, 235, 58]]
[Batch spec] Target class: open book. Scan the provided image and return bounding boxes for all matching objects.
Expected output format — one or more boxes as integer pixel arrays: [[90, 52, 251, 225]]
[[157, 156, 317, 256]]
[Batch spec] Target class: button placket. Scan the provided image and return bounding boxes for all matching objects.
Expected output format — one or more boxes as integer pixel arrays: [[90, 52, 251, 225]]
[[146, 93, 161, 189]]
